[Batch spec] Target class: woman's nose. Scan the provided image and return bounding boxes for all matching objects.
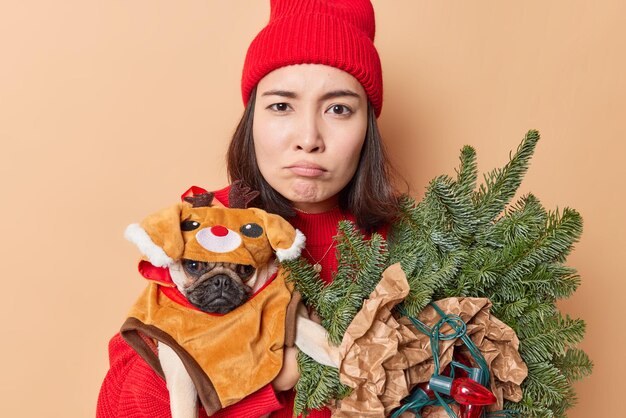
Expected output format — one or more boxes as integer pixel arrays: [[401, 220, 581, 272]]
[[294, 113, 325, 152]]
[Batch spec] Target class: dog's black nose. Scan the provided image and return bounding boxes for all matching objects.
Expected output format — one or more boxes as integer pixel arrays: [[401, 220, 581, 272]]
[[211, 275, 231, 290]]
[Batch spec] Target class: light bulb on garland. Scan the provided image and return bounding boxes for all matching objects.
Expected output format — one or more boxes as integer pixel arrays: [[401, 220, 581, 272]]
[[461, 402, 485, 418], [452, 353, 492, 418], [457, 367, 490, 418], [429, 375, 496, 407]]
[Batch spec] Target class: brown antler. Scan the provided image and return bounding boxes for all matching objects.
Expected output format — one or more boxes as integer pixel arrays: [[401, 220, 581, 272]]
[[229, 180, 260, 209], [183, 192, 215, 208]]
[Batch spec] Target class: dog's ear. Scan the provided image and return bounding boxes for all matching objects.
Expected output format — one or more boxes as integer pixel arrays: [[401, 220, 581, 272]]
[[248, 208, 305, 262], [124, 203, 184, 267]]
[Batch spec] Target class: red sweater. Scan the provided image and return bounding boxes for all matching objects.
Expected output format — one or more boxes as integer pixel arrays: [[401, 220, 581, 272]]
[[96, 187, 381, 418]]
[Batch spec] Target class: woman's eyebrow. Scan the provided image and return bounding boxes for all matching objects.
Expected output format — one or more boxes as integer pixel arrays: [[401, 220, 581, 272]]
[[260, 89, 361, 101], [261, 89, 297, 98], [319, 90, 361, 101]]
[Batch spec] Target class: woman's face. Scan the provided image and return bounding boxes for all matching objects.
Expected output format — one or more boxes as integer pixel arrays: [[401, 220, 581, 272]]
[[253, 64, 368, 213]]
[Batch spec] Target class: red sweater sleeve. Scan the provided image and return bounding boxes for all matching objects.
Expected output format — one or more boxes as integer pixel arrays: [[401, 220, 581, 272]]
[[96, 333, 284, 418], [210, 384, 284, 418]]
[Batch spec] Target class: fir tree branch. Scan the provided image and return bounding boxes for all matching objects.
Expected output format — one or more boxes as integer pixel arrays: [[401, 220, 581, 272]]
[[454, 145, 478, 199], [474, 130, 540, 225], [293, 352, 350, 417], [493, 208, 584, 303], [553, 348, 594, 382], [487, 193, 548, 246], [519, 315, 587, 362], [283, 258, 324, 307], [503, 393, 555, 418], [522, 361, 571, 409], [430, 175, 476, 241]]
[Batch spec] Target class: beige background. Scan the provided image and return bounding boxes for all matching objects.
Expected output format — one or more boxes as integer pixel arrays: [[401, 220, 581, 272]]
[[1, 1, 623, 416]]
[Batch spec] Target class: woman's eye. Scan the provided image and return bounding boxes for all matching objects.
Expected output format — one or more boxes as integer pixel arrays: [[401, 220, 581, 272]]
[[327, 104, 352, 115], [268, 103, 290, 112]]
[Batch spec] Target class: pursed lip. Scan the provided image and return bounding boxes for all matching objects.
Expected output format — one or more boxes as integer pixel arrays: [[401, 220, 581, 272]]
[[286, 161, 327, 177]]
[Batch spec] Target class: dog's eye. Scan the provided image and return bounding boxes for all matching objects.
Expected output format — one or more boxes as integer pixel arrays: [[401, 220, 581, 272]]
[[182, 260, 202, 274], [181, 220, 201, 231], [240, 223, 263, 238], [237, 264, 255, 280]]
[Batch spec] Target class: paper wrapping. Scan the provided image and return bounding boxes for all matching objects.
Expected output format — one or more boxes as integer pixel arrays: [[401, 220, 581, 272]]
[[332, 263, 528, 417]]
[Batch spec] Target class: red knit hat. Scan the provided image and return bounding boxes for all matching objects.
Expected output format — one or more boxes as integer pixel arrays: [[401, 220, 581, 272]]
[[241, 0, 383, 117]]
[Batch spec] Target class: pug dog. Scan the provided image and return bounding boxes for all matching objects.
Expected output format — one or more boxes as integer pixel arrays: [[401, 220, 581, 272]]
[[121, 183, 306, 418]]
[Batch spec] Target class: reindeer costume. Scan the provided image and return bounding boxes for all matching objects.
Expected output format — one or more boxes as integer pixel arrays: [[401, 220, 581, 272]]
[[120, 183, 305, 415]]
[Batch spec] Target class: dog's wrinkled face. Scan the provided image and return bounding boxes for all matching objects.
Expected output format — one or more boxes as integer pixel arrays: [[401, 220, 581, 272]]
[[180, 259, 256, 314]]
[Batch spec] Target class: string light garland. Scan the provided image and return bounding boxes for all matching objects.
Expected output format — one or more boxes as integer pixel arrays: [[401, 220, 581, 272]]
[[391, 304, 502, 418]]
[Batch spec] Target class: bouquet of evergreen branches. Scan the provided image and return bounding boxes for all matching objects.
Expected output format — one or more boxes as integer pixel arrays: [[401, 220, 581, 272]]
[[283, 130, 592, 417]]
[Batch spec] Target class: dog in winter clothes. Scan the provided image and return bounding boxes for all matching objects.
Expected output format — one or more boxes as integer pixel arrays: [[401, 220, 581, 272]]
[[121, 183, 305, 417]]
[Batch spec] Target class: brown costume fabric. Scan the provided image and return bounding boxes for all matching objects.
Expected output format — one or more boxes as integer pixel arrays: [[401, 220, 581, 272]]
[[121, 268, 294, 415], [333, 263, 528, 417]]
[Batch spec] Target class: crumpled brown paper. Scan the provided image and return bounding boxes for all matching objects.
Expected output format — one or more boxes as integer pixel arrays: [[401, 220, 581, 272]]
[[331, 263, 528, 417]]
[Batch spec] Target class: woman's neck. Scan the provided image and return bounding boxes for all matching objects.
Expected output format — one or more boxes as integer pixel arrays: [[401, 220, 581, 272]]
[[291, 197, 339, 214]]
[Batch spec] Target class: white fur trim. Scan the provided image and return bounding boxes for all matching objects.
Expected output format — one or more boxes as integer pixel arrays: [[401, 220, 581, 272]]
[[275, 229, 305, 261], [124, 223, 174, 267]]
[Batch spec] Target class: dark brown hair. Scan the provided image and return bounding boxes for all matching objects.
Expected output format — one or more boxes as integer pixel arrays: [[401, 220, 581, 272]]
[[227, 88, 400, 231]]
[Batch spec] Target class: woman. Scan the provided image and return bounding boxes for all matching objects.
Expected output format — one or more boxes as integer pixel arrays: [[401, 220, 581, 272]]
[[97, 1, 400, 416]]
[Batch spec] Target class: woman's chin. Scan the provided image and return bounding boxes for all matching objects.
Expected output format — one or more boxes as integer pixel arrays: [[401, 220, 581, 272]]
[[289, 192, 340, 213], [289, 181, 321, 201], [272, 179, 342, 212]]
